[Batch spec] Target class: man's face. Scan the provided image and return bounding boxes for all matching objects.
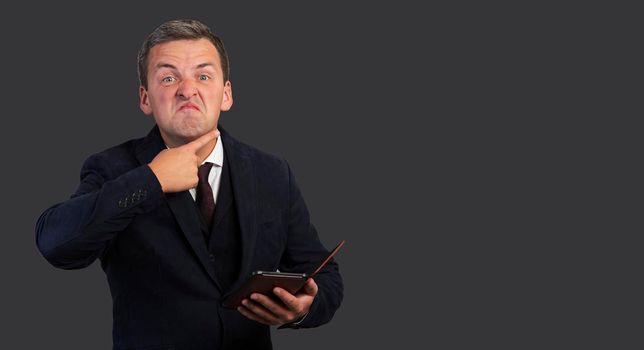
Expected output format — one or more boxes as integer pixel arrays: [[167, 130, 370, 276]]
[[139, 38, 232, 147]]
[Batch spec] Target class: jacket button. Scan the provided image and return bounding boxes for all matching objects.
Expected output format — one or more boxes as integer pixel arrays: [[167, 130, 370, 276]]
[[208, 253, 215, 261]]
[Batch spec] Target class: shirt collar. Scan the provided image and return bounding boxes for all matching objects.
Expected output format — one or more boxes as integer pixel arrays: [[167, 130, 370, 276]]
[[203, 130, 223, 167]]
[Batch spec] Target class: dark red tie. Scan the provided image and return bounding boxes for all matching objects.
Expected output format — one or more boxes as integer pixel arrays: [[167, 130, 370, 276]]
[[196, 162, 215, 229]]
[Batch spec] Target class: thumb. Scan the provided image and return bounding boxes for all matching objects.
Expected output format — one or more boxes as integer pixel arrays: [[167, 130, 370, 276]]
[[302, 278, 318, 296], [183, 129, 219, 153]]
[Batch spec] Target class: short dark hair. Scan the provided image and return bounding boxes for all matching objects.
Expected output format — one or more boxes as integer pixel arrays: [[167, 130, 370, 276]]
[[137, 19, 230, 89]]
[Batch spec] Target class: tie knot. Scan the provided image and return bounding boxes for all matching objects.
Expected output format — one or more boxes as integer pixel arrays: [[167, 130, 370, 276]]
[[198, 162, 214, 182]]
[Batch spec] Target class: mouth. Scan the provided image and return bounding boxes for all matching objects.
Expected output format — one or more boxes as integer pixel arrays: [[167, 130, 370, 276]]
[[178, 103, 200, 112]]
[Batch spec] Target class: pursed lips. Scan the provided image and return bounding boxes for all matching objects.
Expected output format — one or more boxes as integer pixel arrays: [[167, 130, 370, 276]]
[[178, 103, 200, 111]]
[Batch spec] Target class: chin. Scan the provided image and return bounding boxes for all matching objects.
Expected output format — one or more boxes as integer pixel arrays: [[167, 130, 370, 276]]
[[176, 121, 207, 137], [179, 129, 205, 141]]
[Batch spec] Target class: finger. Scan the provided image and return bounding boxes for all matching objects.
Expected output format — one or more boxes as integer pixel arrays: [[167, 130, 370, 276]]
[[237, 305, 273, 326], [241, 297, 282, 325], [273, 287, 299, 311], [252, 292, 291, 320], [183, 129, 219, 153], [300, 278, 318, 296]]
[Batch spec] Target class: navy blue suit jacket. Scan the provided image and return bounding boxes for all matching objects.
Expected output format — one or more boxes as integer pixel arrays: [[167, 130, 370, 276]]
[[36, 126, 343, 350]]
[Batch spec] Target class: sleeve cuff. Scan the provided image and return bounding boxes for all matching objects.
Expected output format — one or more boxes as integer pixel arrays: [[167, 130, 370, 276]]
[[277, 311, 309, 329]]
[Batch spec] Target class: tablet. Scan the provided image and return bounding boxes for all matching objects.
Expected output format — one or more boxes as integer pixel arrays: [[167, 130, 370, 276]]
[[222, 240, 345, 309]]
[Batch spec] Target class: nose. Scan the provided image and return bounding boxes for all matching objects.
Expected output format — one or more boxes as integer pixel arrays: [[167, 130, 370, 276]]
[[177, 78, 198, 99]]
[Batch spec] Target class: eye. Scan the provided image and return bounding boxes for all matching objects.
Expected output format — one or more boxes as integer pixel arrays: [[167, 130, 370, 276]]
[[162, 76, 176, 83], [199, 74, 210, 81]]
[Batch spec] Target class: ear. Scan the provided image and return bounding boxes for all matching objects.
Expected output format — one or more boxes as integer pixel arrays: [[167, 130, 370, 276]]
[[139, 86, 152, 115], [220, 81, 233, 111]]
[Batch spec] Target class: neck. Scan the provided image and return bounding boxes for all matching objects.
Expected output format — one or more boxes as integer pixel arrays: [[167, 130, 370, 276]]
[[160, 131, 218, 162], [195, 139, 217, 161]]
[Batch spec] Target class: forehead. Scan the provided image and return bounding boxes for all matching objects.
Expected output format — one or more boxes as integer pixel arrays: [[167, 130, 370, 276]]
[[148, 38, 221, 68]]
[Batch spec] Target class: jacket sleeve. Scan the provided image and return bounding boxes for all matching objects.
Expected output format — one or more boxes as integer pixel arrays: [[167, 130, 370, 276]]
[[35, 153, 165, 269], [278, 162, 344, 329]]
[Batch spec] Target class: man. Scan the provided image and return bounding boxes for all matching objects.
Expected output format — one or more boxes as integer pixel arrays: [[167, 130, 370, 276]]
[[35, 19, 343, 350]]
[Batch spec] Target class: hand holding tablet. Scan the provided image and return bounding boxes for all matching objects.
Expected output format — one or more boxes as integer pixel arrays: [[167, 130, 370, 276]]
[[222, 240, 345, 309]]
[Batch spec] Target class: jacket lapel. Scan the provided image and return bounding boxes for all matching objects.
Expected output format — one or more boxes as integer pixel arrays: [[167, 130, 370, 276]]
[[134, 126, 223, 291], [219, 126, 259, 295]]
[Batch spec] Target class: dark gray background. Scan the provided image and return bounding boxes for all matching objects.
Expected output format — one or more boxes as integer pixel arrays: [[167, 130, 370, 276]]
[[1, 1, 640, 349]]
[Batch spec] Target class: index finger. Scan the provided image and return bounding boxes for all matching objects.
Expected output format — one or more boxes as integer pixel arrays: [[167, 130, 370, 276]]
[[183, 129, 219, 153]]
